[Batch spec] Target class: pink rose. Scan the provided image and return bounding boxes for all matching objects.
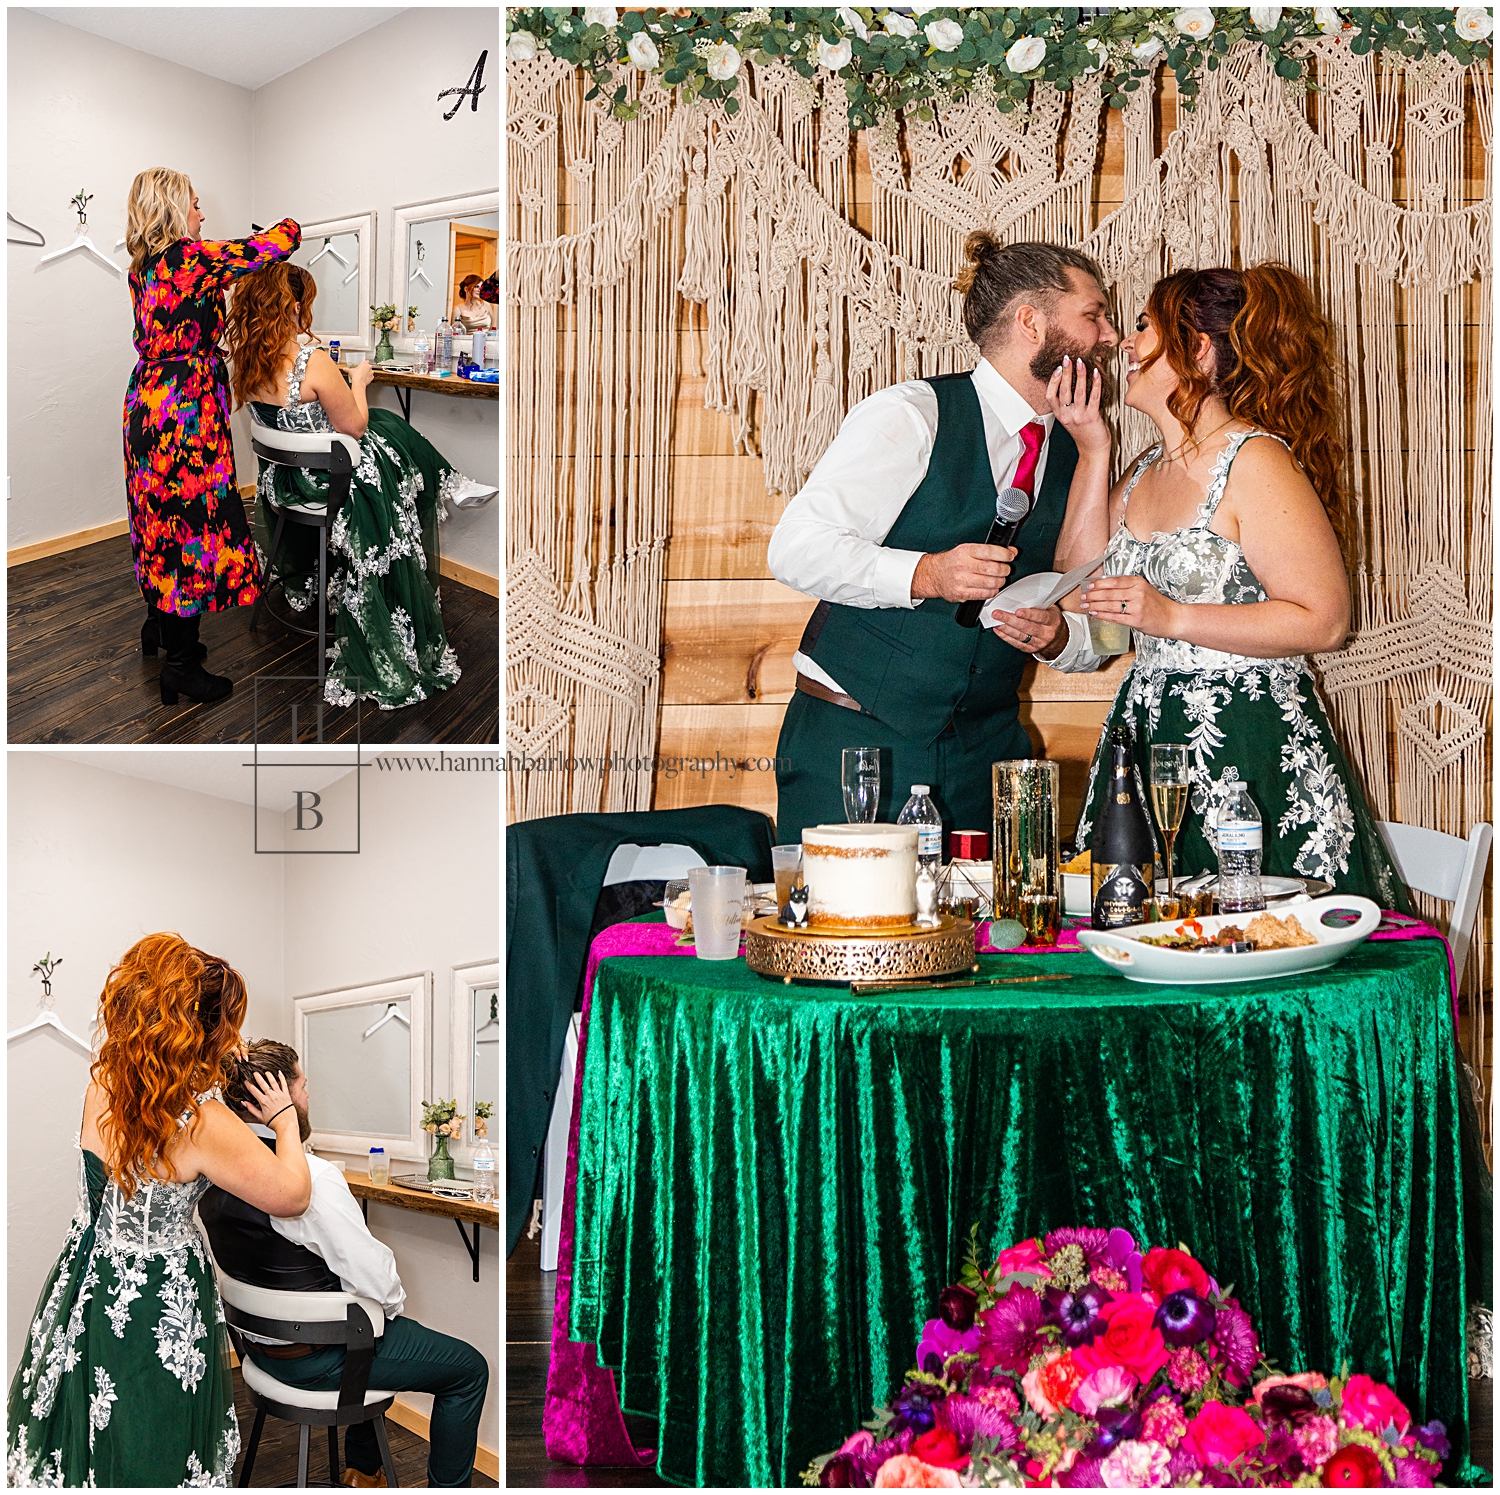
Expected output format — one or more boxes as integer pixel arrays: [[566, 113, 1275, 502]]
[[1252, 1372, 1329, 1405], [1141, 1247, 1211, 1298], [1071, 1297, 1169, 1383], [1341, 1374, 1411, 1435], [994, 1237, 1051, 1279], [872, 1455, 963, 1488], [1183, 1400, 1266, 1468], [1073, 1365, 1137, 1417], [838, 1431, 875, 1457]]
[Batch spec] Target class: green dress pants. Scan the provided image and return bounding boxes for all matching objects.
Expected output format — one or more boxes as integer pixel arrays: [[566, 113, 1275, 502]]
[[774, 689, 1032, 844], [250, 1314, 488, 1487]]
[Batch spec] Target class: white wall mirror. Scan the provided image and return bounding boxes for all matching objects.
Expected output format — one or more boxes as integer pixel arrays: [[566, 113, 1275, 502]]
[[288, 210, 376, 351], [391, 192, 497, 336], [295, 972, 429, 1160], [449, 960, 499, 1164]]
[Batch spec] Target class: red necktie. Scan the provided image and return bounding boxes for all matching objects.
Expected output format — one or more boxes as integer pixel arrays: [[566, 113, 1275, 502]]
[[1011, 421, 1046, 499]]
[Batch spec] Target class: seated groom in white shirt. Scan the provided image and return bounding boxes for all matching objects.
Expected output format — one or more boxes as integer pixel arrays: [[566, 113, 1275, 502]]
[[198, 1041, 489, 1489], [769, 235, 1116, 841]]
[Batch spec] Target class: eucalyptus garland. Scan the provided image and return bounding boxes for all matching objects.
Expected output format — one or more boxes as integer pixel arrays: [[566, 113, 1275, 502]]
[[506, 6, 1493, 127]]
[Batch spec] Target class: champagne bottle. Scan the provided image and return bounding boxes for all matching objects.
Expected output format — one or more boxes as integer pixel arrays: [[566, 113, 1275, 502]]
[[1091, 723, 1155, 929]]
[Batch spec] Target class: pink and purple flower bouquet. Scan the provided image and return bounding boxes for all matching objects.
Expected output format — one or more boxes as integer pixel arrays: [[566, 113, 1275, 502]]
[[802, 1226, 1449, 1489]]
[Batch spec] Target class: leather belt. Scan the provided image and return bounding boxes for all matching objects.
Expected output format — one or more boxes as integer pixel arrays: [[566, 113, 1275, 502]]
[[258, 1343, 314, 1359], [796, 673, 869, 715]]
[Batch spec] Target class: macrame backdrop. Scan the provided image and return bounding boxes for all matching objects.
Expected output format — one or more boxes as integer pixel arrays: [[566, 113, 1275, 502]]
[[509, 41, 1492, 1101]]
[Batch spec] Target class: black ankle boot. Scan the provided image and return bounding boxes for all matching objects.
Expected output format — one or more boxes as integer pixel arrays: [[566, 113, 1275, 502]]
[[158, 615, 232, 705], [142, 605, 207, 661]]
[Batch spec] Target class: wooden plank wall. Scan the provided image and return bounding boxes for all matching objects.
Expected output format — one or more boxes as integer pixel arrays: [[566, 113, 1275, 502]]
[[649, 72, 1488, 846]]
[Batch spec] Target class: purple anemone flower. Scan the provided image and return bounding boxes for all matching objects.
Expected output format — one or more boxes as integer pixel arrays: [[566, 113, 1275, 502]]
[[1210, 1301, 1260, 1385], [1044, 1226, 1110, 1265], [977, 1284, 1044, 1373], [935, 1393, 1018, 1450], [1083, 1404, 1142, 1459], [1104, 1227, 1143, 1294], [1043, 1283, 1113, 1347], [915, 1317, 980, 1376], [887, 1383, 940, 1435], [1154, 1289, 1216, 1347], [1413, 1421, 1450, 1462]]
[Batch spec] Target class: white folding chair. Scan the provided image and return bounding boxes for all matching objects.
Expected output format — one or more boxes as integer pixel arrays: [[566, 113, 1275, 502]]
[[1376, 819, 1492, 986]]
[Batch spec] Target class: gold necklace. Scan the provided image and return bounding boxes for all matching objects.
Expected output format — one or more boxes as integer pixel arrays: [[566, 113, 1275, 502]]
[[1154, 417, 1234, 471]]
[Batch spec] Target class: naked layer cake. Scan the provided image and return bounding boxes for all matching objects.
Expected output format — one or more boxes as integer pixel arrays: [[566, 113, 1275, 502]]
[[801, 824, 918, 930]]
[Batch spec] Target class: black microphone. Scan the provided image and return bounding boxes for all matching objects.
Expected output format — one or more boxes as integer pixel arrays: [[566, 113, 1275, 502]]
[[956, 485, 1032, 628]]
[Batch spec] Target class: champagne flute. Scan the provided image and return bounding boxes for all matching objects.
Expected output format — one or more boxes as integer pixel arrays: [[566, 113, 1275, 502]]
[[842, 748, 880, 824], [1149, 744, 1190, 897]]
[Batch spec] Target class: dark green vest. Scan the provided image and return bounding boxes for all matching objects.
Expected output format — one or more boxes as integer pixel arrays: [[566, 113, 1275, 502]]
[[801, 372, 1078, 750]]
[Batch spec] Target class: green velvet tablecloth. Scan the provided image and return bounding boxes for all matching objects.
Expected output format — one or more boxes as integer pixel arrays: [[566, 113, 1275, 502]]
[[569, 939, 1487, 1489]]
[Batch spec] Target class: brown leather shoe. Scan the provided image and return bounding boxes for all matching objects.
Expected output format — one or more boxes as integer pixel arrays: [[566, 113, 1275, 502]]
[[341, 1469, 387, 1488]]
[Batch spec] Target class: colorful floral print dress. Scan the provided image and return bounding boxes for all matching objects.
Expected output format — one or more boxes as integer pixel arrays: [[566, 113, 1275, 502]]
[[124, 220, 300, 616], [7, 1125, 239, 1487], [1075, 430, 1409, 909]]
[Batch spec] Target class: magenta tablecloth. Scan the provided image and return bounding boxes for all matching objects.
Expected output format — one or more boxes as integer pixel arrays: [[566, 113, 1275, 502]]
[[541, 910, 1455, 1467]]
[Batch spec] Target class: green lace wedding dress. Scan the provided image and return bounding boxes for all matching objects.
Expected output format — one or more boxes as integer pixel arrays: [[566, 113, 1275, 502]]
[[7, 1135, 239, 1486], [250, 345, 464, 710], [1075, 429, 1409, 910]]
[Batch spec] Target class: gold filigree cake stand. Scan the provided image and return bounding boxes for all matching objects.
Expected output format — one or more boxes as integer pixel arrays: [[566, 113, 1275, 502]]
[[743, 915, 978, 986]]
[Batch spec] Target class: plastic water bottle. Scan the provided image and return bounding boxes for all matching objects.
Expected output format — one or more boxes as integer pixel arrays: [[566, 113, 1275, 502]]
[[1215, 780, 1266, 913], [412, 327, 431, 375], [470, 1138, 496, 1204], [898, 784, 943, 876], [437, 319, 453, 372], [367, 1146, 389, 1186], [328, 339, 340, 366]]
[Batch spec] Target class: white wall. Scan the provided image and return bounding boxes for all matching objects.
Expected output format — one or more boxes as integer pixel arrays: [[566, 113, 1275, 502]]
[[251, 7, 500, 579], [6, 10, 255, 550], [281, 755, 500, 1449], [7, 754, 286, 1382], [8, 5, 499, 584]]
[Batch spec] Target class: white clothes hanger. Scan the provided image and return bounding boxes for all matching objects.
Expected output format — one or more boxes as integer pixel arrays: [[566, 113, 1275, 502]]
[[8, 211, 45, 246], [341, 256, 361, 287], [308, 236, 349, 268], [39, 192, 120, 274], [409, 239, 433, 289], [362, 1002, 410, 1039], [7, 1005, 91, 1054]]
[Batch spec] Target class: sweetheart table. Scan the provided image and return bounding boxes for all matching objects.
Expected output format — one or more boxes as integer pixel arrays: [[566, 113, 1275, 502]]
[[546, 914, 1489, 1487]]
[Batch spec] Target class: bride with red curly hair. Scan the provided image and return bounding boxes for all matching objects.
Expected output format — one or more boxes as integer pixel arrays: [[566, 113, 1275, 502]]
[[1046, 263, 1407, 907], [7, 934, 310, 1487]]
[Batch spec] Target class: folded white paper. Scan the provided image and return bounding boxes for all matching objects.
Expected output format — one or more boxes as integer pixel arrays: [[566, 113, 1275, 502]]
[[978, 552, 1107, 629]]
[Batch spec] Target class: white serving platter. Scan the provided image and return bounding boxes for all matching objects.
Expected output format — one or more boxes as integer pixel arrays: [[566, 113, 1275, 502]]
[[1076, 895, 1381, 985]]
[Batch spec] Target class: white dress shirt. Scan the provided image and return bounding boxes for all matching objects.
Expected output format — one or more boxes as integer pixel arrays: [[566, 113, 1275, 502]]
[[237, 1124, 406, 1343], [768, 358, 1096, 695]]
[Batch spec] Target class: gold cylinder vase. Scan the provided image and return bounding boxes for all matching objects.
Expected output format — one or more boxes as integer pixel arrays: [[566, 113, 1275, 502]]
[[992, 759, 1061, 947]]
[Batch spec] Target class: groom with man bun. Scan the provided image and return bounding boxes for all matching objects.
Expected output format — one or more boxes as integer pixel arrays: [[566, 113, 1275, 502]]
[[770, 234, 1118, 842]]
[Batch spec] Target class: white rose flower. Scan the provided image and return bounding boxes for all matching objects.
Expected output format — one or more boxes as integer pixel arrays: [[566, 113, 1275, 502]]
[[706, 41, 742, 80], [1249, 6, 1283, 28], [627, 31, 661, 70], [583, 7, 618, 25], [925, 18, 966, 52], [506, 29, 538, 62], [1174, 8, 1216, 40], [1082, 37, 1108, 73], [815, 36, 853, 69], [1131, 35, 1165, 62], [882, 11, 918, 37], [1456, 7, 1493, 40], [1314, 7, 1344, 35], [909, 2, 936, 13], [838, 6, 869, 41], [1005, 34, 1048, 73]]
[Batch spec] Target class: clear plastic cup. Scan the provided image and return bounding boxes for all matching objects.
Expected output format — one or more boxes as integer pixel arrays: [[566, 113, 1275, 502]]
[[771, 845, 803, 907], [688, 866, 746, 960]]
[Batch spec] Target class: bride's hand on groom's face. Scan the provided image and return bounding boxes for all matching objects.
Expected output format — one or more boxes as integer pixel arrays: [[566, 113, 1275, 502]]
[[1047, 355, 1110, 459]]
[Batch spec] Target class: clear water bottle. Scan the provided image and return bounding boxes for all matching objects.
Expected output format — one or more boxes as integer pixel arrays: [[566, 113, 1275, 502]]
[[470, 1138, 496, 1204], [412, 327, 431, 375], [1215, 780, 1266, 913], [898, 784, 943, 876], [437, 319, 453, 372]]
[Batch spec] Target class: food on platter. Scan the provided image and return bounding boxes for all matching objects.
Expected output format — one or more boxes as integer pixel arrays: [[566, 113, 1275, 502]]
[[802, 824, 917, 930], [1061, 848, 1091, 874], [1137, 913, 1314, 952]]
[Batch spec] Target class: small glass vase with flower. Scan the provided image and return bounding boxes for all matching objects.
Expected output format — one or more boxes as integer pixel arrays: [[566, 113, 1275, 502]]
[[370, 302, 398, 364], [421, 1097, 466, 1181]]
